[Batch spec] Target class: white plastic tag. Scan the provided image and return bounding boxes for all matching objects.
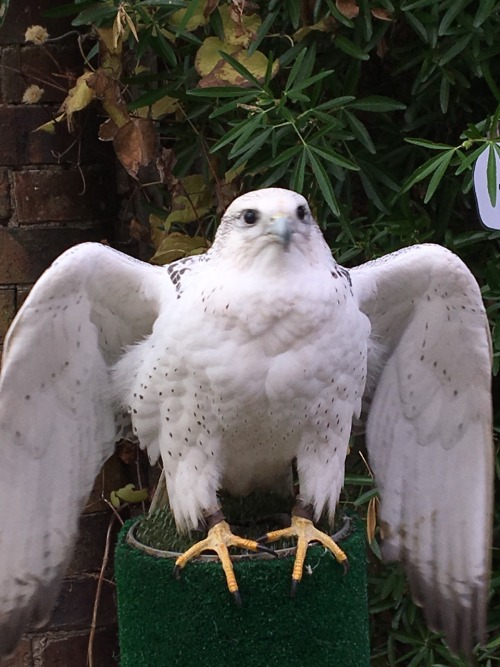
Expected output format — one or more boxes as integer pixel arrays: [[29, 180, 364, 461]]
[[473, 148, 500, 229]]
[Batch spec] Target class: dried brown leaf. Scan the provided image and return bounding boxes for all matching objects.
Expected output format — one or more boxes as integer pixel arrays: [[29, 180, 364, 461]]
[[336, 0, 359, 19], [293, 16, 336, 42], [366, 496, 379, 543], [371, 7, 392, 20], [113, 118, 157, 178], [98, 118, 118, 142], [156, 148, 178, 189]]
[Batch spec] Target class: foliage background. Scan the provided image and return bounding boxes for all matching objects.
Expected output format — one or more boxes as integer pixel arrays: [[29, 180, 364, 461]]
[[28, 0, 500, 664]]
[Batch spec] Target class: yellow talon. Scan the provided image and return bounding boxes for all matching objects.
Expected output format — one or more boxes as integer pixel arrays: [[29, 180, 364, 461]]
[[262, 515, 348, 593], [174, 519, 269, 601]]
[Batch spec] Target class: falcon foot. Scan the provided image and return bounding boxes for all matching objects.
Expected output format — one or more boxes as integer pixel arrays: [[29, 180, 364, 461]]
[[259, 514, 348, 596], [173, 519, 276, 603]]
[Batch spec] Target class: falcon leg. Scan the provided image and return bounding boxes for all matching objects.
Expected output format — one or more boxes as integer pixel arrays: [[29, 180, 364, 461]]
[[173, 511, 275, 604], [259, 501, 348, 595]]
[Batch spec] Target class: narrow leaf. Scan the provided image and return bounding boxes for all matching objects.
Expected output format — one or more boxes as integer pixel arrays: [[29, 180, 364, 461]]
[[309, 144, 359, 171], [334, 34, 369, 60], [403, 150, 456, 192], [487, 144, 498, 208], [424, 150, 454, 202], [405, 138, 455, 150], [474, 0, 497, 28], [348, 96, 406, 112], [219, 51, 263, 88], [306, 149, 340, 216]]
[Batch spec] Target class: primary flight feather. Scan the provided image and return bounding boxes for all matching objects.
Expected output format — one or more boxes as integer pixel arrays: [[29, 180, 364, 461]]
[[0, 188, 493, 658]]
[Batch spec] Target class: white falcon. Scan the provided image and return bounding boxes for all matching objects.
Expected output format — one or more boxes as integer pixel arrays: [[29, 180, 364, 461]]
[[0, 188, 493, 658]]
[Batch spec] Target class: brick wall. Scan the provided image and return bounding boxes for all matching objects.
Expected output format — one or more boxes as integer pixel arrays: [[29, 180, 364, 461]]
[[0, 3, 131, 665]]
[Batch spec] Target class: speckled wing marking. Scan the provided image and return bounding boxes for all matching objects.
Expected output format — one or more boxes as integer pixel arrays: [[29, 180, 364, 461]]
[[167, 253, 210, 298], [350, 243, 493, 657]]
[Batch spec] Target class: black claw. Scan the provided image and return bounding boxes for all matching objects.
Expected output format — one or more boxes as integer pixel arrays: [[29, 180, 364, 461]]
[[256, 543, 278, 557], [290, 578, 299, 598], [256, 534, 270, 544], [232, 590, 242, 606], [173, 564, 182, 581], [342, 559, 350, 576]]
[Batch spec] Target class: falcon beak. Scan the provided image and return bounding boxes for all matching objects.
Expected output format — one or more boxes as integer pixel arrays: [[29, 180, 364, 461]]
[[268, 214, 293, 251]]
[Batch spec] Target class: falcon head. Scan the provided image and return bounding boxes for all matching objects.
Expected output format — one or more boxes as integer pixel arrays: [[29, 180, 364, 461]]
[[212, 188, 328, 268]]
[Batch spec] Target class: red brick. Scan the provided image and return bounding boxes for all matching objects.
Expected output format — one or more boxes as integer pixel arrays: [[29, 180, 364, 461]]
[[12, 167, 116, 223], [0, 106, 114, 166], [0, 286, 15, 341], [42, 577, 116, 631], [0, 638, 32, 667], [1, 44, 83, 103], [0, 227, 111, 284], [32, 626, 118, 667], [0, 168, 10, 218], [0, 0, 78, 46], [15, 285, 33, 309], [67, 511, 120, 576]]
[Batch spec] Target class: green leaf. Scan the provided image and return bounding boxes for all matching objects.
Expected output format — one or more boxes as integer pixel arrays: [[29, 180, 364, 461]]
[[228, 117, 267, 158], [424, 150, 454, 202], [248, 10, 277, 57], [345, 111, 376, 154], [404, 11, 428, 42], [487, 144, 498, 207], [348, 96, 406, 112], [402, 149, 456, 192], [188, 86, 261, 98], [405, 138, 455, 150], [288, 70, 333, 95], [439, 76, 450, 114], [128, 86, 172, 111], [71, 2, 117, 26], [290, 147, 307, 194], [270, 145, 302, 168], [208, 93, 258, 119], [231, 127, 274, 168], [334, 35, 370, 61], [474, 0, 497, 28], [150, 31, 177, 67], [309, 145, 360, 171], [43, 2, 92, 18], [305, 148, 340, 216], [438, 0, 467, 36], [219, 51, 263, 89], [315, 96, 356, 112], [455, 144, 487, 175], [212, 114, 262, 153], [437, 32, 472, 66], [285, 47, 308, 92]]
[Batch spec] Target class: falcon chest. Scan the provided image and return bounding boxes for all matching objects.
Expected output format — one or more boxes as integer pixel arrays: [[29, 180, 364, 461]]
[[140, 262, 369, 495]]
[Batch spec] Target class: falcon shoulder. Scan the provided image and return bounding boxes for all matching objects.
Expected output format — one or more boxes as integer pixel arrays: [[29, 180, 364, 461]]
[[0, 242, 170, 656], [350, 243, 493, 656]]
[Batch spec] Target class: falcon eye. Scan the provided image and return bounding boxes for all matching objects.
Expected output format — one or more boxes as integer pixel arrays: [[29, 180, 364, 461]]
[[296, 205, 307, 221], [243, 209, 258, 225]]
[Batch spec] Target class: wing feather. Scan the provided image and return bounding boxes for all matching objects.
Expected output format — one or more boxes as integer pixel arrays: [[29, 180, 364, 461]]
[[0, 243, 168, 656], [351, 244, 493, 656]]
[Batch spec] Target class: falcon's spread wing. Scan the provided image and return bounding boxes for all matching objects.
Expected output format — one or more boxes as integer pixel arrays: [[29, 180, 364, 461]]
[[0, 243, 169, 656], [351, 244, 493, 655]]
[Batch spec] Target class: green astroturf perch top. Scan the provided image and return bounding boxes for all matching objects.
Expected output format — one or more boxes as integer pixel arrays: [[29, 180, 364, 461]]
[[115, 513, 369, 667]]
